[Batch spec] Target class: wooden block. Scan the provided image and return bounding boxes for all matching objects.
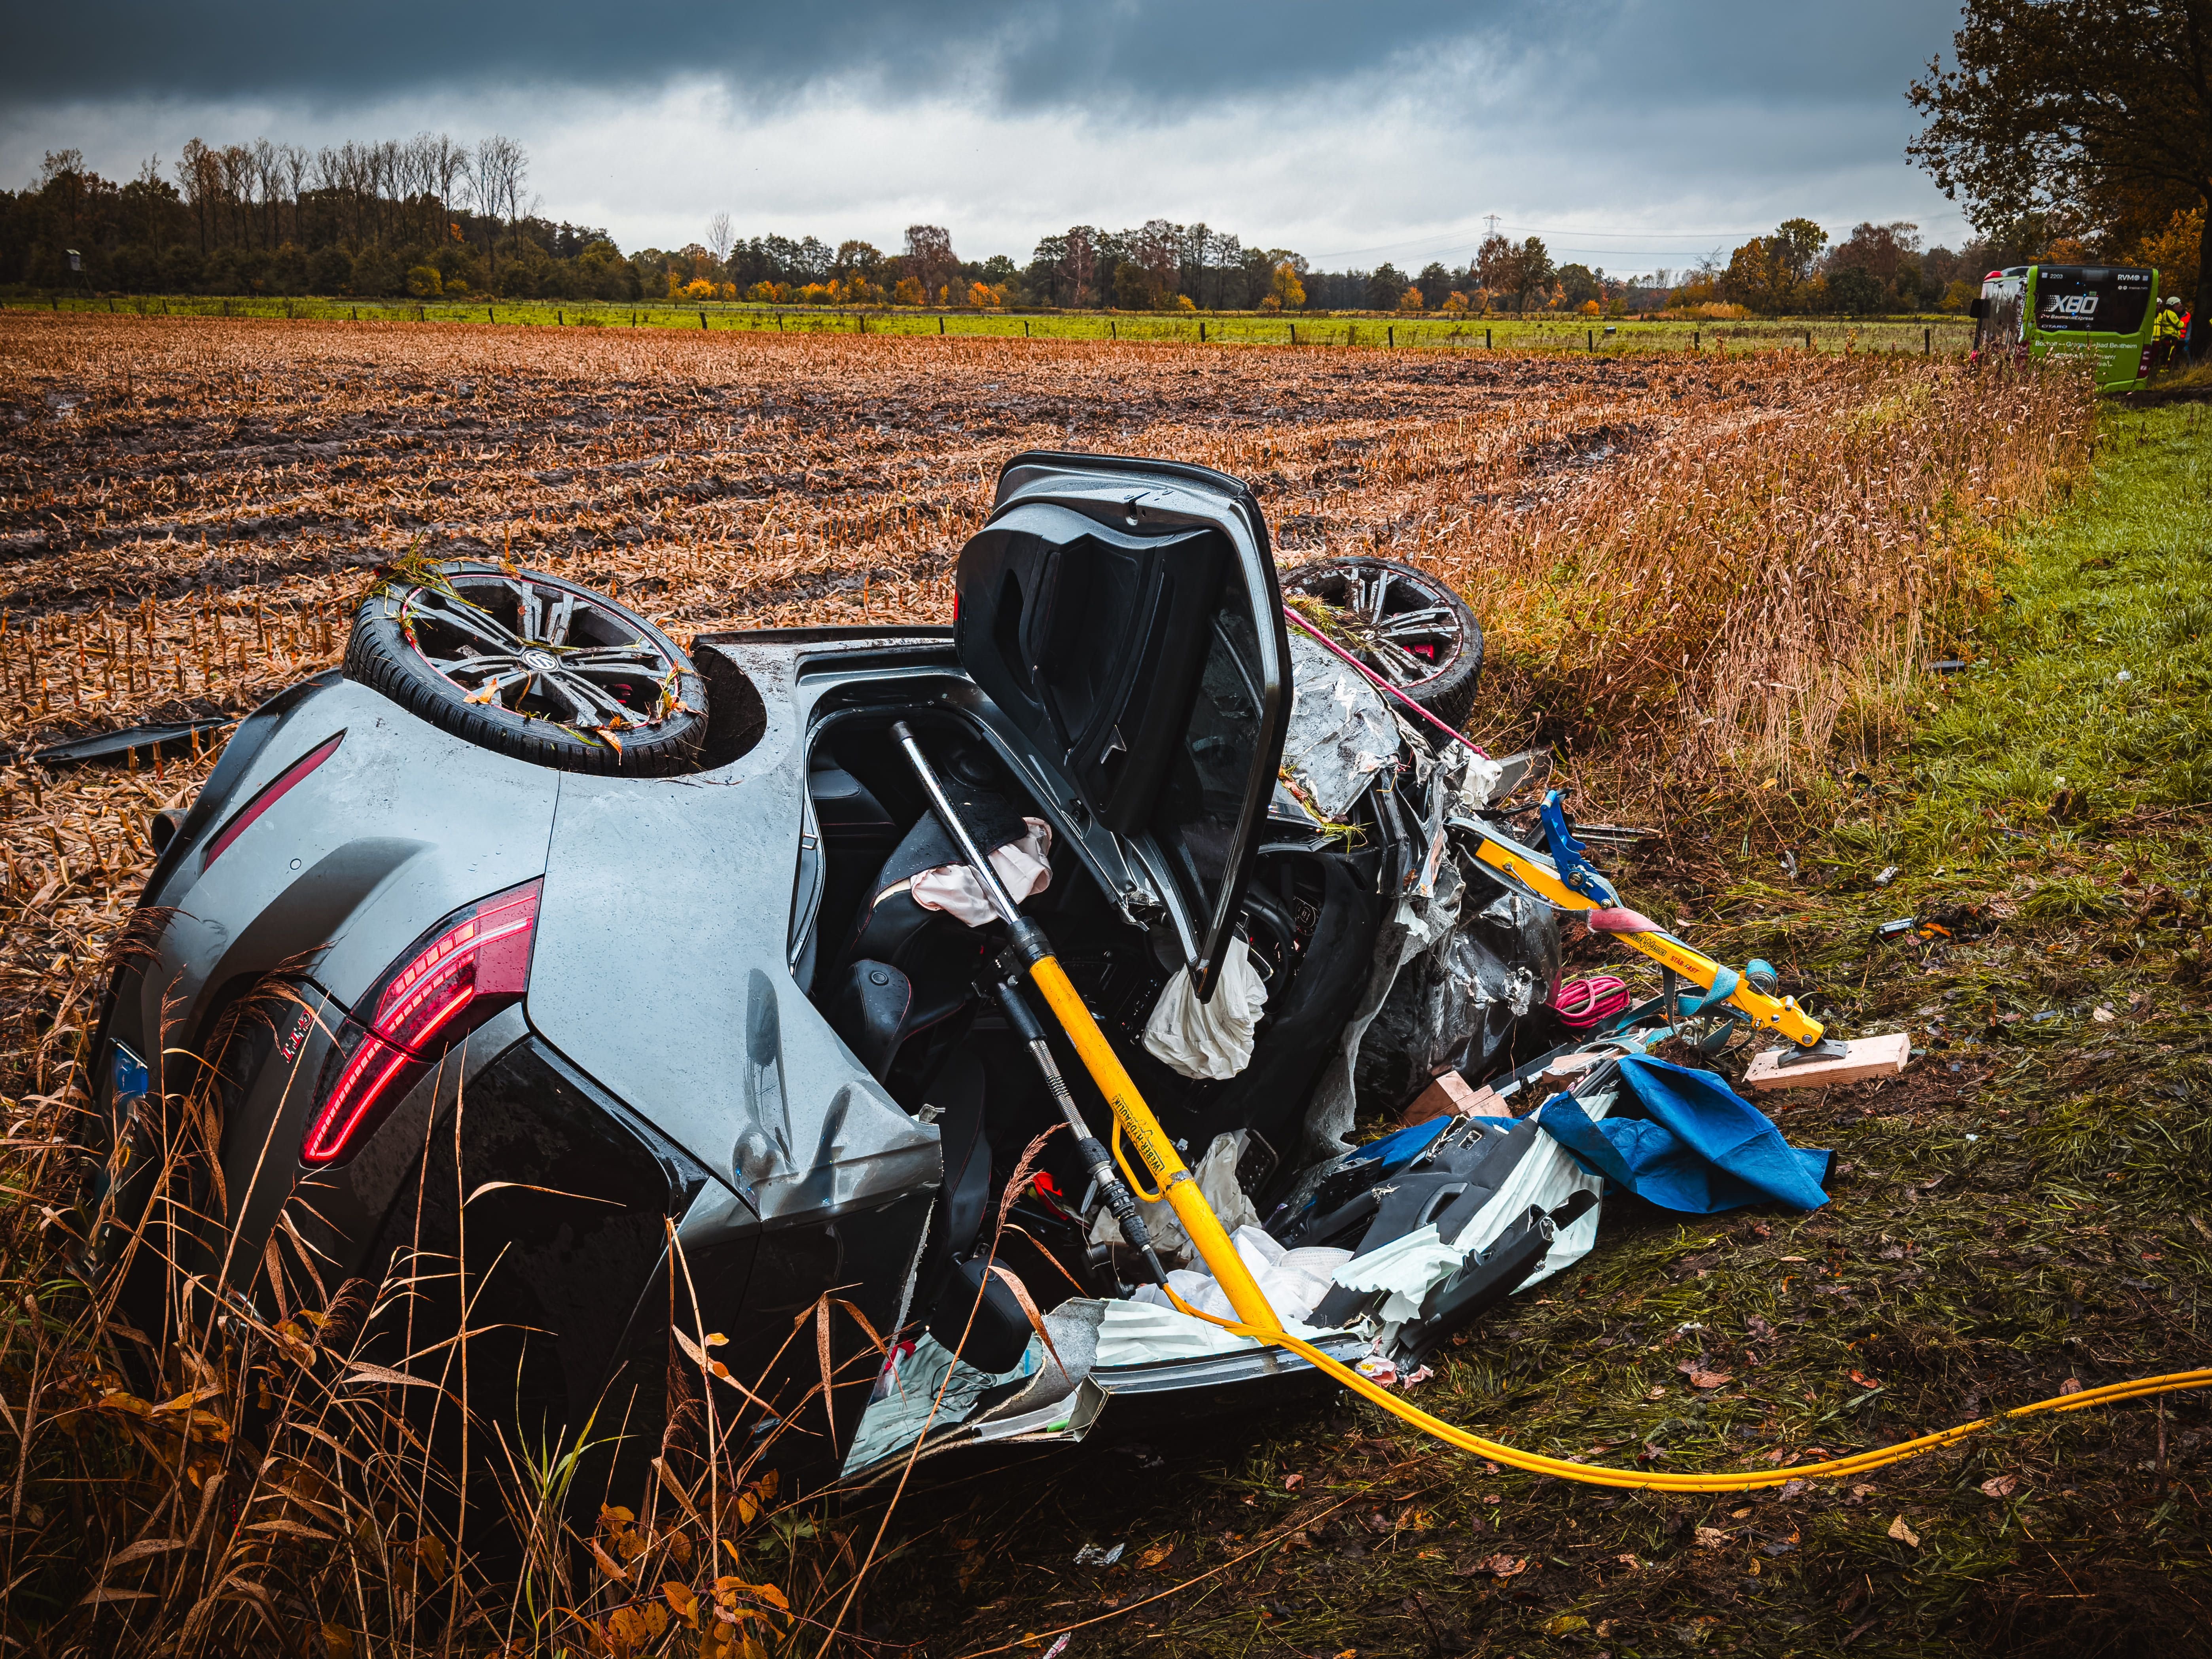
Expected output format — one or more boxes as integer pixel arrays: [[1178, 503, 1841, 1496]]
[[1401, 1069, 1503, 1127], [1529, 1051, 1607, 1097], [1742, 1032, 1911, 1093]]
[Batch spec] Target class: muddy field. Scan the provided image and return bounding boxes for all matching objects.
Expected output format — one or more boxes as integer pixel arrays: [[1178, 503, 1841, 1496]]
[[0, 314, 2017, 752]]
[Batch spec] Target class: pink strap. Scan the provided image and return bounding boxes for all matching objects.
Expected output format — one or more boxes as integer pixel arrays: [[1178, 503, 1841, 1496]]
[[1585, 905, 1657, 934]]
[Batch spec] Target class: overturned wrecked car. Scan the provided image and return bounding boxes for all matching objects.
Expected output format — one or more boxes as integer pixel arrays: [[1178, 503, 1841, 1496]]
[[85, 452, 1651, 1486]]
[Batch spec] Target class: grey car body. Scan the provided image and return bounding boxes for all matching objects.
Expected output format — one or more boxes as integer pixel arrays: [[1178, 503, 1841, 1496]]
[[86, 452, 1561, 1485]]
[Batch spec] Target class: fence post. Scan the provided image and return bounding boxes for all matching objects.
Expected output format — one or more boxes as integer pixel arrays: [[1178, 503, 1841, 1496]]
[[1588, 328, 1594, 350], [1485, 327, 1492, 348], [1199, 320, 1205, 342], [1110, 319, 1116, 339], [1694, 330, 1699, 350], [700, 311, 707, 330], [489, 306, 494, 323], [1290, 323, 1296, 345], [1924, 327, 1930, 355], [939, 315, 946, 335], [1387, 325, 1394, 348], [1806, 329, 1813, 350]]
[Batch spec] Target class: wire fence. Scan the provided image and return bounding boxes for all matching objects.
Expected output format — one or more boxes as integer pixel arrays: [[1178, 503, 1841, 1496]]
[[6, 291, 1981, 356]]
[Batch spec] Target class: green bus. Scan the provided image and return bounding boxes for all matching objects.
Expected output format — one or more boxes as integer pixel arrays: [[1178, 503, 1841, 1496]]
[[1971, 264, 2159, 391]]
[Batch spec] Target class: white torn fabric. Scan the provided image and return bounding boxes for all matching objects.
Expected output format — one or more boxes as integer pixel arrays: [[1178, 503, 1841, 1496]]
[[1328, 1225, 1468, 1325], [1093, 1299, 1258, 1364], [1093, 1297, 1337, 1365], [902, 818, 1053, 927], [1088, 1130, 1260, 1263], [1142, 934, 1268, 1081], [1127, 1225, 1351, 1325]]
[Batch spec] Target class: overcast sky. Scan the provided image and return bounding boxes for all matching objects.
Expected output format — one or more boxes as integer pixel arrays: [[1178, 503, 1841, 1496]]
[[2, 0, 1972, 273]]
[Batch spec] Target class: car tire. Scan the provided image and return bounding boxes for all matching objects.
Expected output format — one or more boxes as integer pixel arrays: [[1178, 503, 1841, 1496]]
[[1282, 556, 1484, 729], [345, 561, 709, 775]]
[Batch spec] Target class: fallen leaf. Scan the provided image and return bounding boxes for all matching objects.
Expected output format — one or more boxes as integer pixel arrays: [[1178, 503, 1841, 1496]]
[[1136, 1544, 1172, 1569], [1543, 1614, 1589, 1636], [1979, 1474, 2018, 1499], [1780, 1479, 1812, 1500], [1283, 1473, 1303, 1490], [1687, 1369, 1734, 1390], [1477, 1553, 1526, 1578], [1694, 1526, 1731, 1549], [1614, 1553, 1642, 1569], [2060, 1377, 2083, 1395], [1887, 1515, 1920, 1547], [2092, 1005, 2116, 1023]]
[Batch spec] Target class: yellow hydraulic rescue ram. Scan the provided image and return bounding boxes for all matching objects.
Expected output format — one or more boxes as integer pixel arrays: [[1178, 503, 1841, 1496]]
[[888, 722, 1282, 1330], [890, 725, 2212, 1489], [1455, 801, 1836, 1055]]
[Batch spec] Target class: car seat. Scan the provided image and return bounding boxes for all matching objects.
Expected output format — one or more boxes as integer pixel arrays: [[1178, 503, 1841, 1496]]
[[824, 788, 1035, 1098]]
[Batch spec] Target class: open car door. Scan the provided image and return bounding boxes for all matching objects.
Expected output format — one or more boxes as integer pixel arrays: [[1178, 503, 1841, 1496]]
[[954, 452, 1291, 1000]]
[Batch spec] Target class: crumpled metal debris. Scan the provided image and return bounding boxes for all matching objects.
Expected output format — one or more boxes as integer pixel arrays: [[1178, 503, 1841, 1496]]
[[1280, 630, 1399, 822]]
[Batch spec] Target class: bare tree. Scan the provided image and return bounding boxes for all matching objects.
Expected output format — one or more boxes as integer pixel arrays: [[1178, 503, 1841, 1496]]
[[707, 211, 734, 268], [281, 144, 309, 244], [1061, 225, 1097, 308], [470, 135, 527, 276]]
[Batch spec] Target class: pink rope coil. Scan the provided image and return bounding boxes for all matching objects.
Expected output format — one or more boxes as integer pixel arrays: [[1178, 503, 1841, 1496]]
[[1551, 974, 1631, 1030]]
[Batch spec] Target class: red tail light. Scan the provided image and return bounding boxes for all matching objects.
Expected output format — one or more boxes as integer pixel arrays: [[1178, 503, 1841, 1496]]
[[302, 879, 541, 1165]]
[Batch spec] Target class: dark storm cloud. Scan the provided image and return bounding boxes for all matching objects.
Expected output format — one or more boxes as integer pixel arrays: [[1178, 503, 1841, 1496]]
[[4, 0, 1953, 117]]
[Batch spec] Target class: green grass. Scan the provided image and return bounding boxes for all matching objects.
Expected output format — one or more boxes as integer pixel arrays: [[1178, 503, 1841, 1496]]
[[849, 403, 2212, 1655], [9, 290, 1978, 356]]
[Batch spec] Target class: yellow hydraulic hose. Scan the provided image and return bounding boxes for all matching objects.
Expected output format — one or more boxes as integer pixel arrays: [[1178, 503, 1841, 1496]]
[[1156, 1284, 2212, 1490]]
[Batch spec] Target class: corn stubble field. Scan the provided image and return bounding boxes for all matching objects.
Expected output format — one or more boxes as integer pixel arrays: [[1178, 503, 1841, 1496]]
[[6, 312, 2195, 1658]]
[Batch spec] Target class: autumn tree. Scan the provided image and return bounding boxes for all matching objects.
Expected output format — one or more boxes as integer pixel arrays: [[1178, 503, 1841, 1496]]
[[1723, 219, 1827, 312], [903, 224, 956, 303], [1909, 0, 2212, 350], [1269, 259, 1306, 310]]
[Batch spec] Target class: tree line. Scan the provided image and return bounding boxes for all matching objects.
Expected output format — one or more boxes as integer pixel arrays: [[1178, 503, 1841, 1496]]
[[5, 120, 2177, 319]]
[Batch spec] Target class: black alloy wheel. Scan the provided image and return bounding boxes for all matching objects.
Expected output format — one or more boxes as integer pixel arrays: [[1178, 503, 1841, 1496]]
[[345, 561, 709, 775], [1281, 555, 1484, 729]]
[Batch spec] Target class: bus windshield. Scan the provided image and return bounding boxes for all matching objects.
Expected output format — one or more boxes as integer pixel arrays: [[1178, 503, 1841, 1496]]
[[2034, 266, 2153, 337]]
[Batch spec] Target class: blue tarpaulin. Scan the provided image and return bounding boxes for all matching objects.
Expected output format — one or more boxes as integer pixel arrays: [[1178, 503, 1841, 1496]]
[[1536, 1055, 1831, 1214]]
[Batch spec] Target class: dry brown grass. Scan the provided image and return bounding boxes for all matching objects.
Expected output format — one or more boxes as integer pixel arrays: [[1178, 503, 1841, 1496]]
[[0, 315, 2097, 1655]]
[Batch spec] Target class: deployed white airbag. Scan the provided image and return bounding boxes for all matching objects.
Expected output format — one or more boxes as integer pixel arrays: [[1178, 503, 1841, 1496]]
[[1142, 933, 1268, 1081]]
